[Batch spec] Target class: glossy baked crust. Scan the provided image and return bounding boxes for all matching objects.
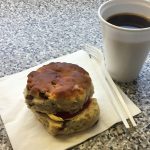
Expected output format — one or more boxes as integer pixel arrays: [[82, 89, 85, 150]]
[[25, 62, 94, 114]]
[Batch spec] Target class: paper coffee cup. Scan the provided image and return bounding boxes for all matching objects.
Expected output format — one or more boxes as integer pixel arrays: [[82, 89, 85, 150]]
[[98, 0, 150, 82]]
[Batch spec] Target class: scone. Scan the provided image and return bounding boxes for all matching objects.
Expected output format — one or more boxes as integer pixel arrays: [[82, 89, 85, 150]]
[[25, 62, 94, 114], [24, 62, 100, 135], [32, 98, 99, 135]]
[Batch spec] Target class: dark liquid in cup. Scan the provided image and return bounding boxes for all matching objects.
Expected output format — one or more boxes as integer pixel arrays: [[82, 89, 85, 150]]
[[107, 13, 150, 29]]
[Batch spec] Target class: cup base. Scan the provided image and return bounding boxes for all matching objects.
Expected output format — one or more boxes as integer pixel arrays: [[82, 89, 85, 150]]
[[110, 74, 138, 83]]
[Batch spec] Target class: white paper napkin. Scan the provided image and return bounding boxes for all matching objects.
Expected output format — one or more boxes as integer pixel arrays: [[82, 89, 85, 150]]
[[0, 50, 141, 150]]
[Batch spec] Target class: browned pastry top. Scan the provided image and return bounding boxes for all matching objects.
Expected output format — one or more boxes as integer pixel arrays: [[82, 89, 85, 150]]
[[27, 62, 92, 100]]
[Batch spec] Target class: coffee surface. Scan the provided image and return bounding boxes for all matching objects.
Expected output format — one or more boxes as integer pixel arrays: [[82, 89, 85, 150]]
[[107, 13, 150, 29]]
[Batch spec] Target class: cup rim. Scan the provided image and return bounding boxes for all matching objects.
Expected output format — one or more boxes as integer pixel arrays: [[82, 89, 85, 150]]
[[98, 0, 150, 32]]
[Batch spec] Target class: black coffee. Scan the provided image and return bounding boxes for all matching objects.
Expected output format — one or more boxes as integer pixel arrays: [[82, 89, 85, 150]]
[[107, 13, 150, 29]]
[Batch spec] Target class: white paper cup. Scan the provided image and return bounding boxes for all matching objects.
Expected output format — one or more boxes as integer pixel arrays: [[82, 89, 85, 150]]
[[98, 0, 150, 82]]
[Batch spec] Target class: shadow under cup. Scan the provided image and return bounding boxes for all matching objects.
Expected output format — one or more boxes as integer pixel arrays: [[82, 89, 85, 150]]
[[98, 0, 150, 82]]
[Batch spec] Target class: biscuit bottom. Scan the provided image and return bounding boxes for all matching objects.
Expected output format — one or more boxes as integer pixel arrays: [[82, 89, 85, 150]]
[[32, 98, 100, 135]]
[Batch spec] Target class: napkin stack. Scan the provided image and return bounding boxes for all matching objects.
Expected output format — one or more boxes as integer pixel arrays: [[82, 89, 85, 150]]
[[0, 50, 141, 150]]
